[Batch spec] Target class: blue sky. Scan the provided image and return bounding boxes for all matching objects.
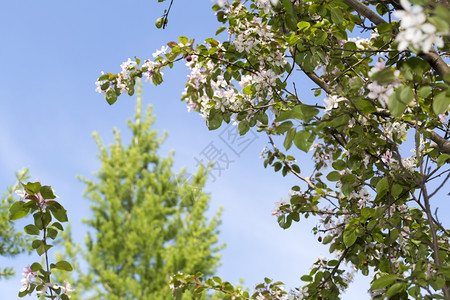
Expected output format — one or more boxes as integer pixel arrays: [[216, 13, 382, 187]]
[[0, 1, 374, 298]]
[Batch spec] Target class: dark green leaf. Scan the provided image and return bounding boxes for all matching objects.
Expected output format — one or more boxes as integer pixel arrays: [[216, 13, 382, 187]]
[[106, 89, 118, 105], [40, 186, 56, 199], [273, 162, 282, 172], [30, 262, 42, 272], [32, 239, 42, 249], [238, 120, 250, 135], [301, 275, 313, 282], [385, 282, 405, 297], [24, 224, 40, 235], [47, 228, 58, 239], [24, 182, 41, 194], [51, 222, 64, 231], [274, 121, 293, 134]]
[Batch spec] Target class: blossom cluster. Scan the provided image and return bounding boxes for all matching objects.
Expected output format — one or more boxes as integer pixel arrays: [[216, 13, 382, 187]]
[[394, 0, 444, 53], [348, 188, 371, 209], [310, 142, 334, 169], [367, 61, 400, 108], [95, 45, 170, 97], [180, 5, 287, 121], [20, 266, 73, 298], [15, 189, 54, 210]]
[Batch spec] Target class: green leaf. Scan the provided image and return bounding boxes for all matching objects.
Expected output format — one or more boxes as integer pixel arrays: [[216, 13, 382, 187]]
[[371, 274, 399, 290], [274, 121, 293, 134], [32, 239, 42, 249], [408, 286, 420, 297], [343, 227, 357, 247], [215, 26, 226, 35], [24, 182, 41, 194], [433, 91, 450, 115], [24, 224, 40, 235], [322, 235, 333, 244], [50, 206, 67, 222], [398, 86, 413, 105], [178, 36, 188, 45], [437, 153, 450, 166], [332, 160, 346, 171], [275, 106, 303, 122], [297, 21, 310, 32], [51, 222, 64, 231], [293, 130, 313, 152], [273, 162, 282, 172], [205, 85, 214, 98], [30, 262, 43, 272], [34, 212, 44, 230], [391, 183, 403, 199], [40, 186, 56, 199], [326, 171, 341, 181], [418, 86, 431, 98], [284, 128, 296, 150], [47, 227, 58, 240], [106, 89, 118, 105], [300, 105, 319, 122], [53, 260, 73, 271], [301, 275, 313, 282], [9, 201, 29, 220], [282, 0, 294, 14], [36, 244, 52, 256], [354, 99, 376, 114], [207, 109, 222, 130], [388, 92, 406, 117], [330, 9, 343, 24], [243, 85, 253, 95], [376, 23, 392, 34], [238, 120, 250, 135], [376, 177, 389, 198], [385, 282, 405, 297]]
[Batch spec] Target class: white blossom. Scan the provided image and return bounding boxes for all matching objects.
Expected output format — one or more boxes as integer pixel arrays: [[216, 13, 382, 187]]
[[272, 199, 290, 216], [152, 45, 168, 58], [401, 155, 416, 172], [394, 0, 444, 53], [324, 94, 346, 113], [20, 266, 37, 293], [349, 188, 371, 209], [254, 0, 278, 15]]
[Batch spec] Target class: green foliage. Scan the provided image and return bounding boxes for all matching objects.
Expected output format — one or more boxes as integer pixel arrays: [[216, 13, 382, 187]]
[[97, 0, 450, 298], [0, 169, 30, 280]]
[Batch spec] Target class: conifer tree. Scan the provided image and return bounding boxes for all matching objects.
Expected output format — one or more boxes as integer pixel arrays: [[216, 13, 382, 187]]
[[69, 84, 224, 299]]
